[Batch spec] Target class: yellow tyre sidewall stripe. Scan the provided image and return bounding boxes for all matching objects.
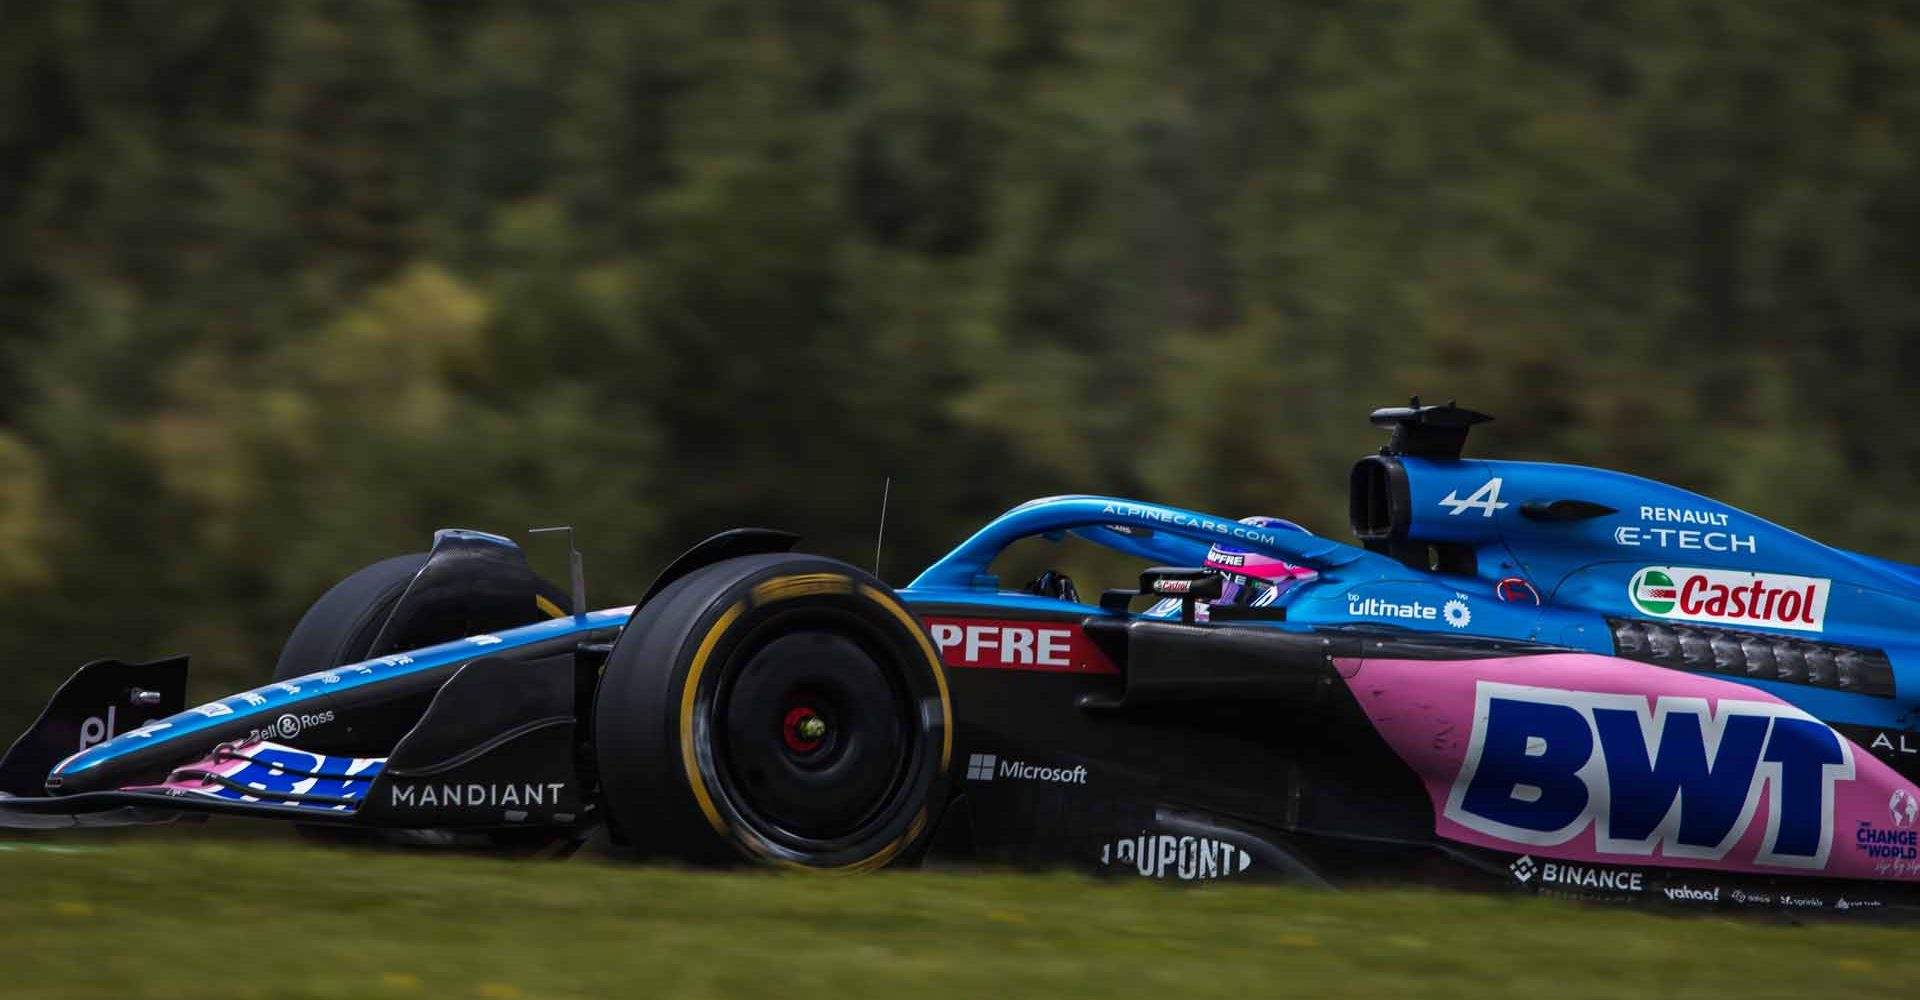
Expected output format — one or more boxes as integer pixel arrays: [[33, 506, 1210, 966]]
[[750, 573, 852, 605], [678, 601, 743, 837], [674, 574, 953, 869], [860, 584, 953, 773]]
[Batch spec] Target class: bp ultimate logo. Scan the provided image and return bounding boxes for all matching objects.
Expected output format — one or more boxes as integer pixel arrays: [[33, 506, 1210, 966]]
[[1443, 682, 1854, 869]]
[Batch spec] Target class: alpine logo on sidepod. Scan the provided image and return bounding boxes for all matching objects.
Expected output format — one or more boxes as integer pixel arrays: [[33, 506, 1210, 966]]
[[1445, 682, 1854, 869], [1627, 566, 1831, 633]]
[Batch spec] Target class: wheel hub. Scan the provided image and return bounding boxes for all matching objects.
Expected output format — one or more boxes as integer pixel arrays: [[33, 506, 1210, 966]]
[[783, 706, 829, 753], [717, 629, 909, 842]]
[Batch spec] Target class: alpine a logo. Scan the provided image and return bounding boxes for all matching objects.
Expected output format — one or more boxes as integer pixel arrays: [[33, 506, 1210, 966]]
[[1445, 682, 1854, 869], [1627, 566, 1831, 633], [1439, 478, 1507, 517]]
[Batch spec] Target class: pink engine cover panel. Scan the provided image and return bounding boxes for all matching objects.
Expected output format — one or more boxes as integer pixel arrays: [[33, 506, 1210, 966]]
[[1340, 652, 1920, 881]]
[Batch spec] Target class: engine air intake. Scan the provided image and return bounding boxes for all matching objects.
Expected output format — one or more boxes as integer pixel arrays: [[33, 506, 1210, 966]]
[[1349, 455, 1402, 541]]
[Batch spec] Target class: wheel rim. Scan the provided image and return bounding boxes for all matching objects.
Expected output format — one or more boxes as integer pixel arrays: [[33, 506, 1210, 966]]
[[712, 625, 911, 845]]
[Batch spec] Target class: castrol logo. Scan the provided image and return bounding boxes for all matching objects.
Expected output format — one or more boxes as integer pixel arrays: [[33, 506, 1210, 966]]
[[1628, 566, 1830, 633]]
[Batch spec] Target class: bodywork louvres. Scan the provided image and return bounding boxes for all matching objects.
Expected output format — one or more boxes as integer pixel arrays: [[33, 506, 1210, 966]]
[[1608, 617, 1895, 698]]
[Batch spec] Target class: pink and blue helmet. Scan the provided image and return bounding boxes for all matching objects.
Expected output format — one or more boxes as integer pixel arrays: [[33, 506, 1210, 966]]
[[1201, 516, 1316, 608]]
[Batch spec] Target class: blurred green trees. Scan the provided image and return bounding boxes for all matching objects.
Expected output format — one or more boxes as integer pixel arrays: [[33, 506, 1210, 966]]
[[2, 1, 1919, 721]]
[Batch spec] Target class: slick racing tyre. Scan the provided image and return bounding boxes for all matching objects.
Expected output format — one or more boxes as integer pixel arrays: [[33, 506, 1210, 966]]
[[272, 552, 570, 848], [594, 554, 952, 871], [273, 554, 430, 685], [273, 553, 571, 684]]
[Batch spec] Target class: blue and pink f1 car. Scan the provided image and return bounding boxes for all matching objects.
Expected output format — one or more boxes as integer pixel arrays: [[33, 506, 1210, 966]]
[[2, 401, 1917, 912]]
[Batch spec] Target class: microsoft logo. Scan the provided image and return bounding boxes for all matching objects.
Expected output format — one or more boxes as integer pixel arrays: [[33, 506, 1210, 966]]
[[966, 753, 996, 782]]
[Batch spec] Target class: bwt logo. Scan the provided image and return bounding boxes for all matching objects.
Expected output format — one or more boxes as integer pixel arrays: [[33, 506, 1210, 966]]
[[1444, 683, 1854, 869]]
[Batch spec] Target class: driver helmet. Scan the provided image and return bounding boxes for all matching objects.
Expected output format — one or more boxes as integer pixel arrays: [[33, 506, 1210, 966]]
[[1202, 516, 1316, 609]]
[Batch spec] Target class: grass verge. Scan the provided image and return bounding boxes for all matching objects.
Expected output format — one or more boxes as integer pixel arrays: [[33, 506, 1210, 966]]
[[0, 839, 1910, 999]]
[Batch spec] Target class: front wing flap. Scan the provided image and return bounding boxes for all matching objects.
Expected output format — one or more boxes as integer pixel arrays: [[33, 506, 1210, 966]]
[[0, 741, 383, 829]]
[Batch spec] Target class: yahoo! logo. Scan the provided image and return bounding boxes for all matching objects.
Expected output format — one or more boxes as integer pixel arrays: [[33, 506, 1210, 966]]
[[1443, 683, 1853, 869]]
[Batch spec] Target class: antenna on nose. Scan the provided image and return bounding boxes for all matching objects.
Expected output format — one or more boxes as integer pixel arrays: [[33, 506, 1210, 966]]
[[529, 526, 586, 616], [873, 477, 892, 579]]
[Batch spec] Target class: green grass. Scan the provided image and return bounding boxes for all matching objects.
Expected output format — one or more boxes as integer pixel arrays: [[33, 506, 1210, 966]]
[[0, 837, 1914, 999]]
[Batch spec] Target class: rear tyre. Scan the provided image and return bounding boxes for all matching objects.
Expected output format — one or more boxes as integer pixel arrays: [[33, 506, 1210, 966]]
[[594, 554, 951, 871]]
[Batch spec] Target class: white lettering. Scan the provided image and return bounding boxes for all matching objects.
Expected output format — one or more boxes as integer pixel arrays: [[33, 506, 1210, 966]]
[[1346, 596, 1440, 621], [934, 622, 1082, 670], [964, 626, 998, 662], [1036, 629, 1070, 667], [1001, 627, 1033, 664], [1101, 833, 1254, 881], [388, 782, 567, 809], [930, 623, 961, 650], [1615, 527, 1759, 553], [1639, 506, 1731, 527], [1871, 732, 1919, 755], [1097, 504, 1279, 547], [1540, 861, 1646, 893], [78, 706, 117, 751], [992, 760, 1089, 784]]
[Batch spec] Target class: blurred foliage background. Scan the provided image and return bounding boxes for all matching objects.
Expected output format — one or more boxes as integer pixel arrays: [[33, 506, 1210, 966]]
[[2, 0, 1919, 725]]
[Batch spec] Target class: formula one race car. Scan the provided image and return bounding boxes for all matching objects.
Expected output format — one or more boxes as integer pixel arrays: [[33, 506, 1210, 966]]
[[5, 402, 1920, 915]]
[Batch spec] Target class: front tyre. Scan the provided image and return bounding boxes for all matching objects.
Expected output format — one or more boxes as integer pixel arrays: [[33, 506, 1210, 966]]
[[594, 554, 951, 871], [272, 550, 571, 849]]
